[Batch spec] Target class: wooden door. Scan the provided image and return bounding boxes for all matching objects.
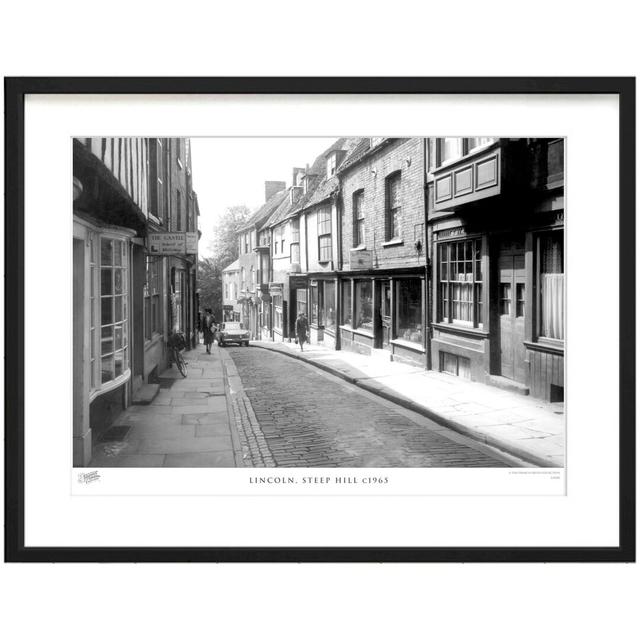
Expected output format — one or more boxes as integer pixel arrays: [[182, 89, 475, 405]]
[[498, 239, 526, 382]]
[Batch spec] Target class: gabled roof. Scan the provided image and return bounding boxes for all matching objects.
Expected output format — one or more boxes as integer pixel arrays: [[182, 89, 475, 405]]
[[282, 137, 362, 221], [222, 258, 240, 273], [238, 188, 288, 232]]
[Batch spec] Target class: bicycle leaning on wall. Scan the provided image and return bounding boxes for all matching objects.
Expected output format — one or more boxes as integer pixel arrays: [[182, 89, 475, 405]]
[[167, 331, 188, 378]]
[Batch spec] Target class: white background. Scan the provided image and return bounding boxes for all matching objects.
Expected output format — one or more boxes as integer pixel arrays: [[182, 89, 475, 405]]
[[1, 1, 638, 639], [26, 94, 607, 547]]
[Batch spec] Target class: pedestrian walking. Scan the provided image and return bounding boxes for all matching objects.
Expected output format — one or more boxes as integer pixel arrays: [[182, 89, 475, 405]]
[[202, 308, 217, 354], [295, 311, 309, 352]]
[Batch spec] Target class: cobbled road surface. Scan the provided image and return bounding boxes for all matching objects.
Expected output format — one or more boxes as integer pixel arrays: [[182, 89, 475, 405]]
[[228, 347, 510, 468]]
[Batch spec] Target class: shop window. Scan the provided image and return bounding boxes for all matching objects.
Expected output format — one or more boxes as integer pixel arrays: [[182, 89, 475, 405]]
[[273, 295, 283, 331], [355, 280, 373, 333], [353, 189, 365, 247], [144, 256, 161, 341], [441, 352, 471, 380], [385, 172, 402, 240], [396, 279, 423, 344], [310, 284, 320, 325], [539, 230, 564, 340], [341, 281, 352, 326], [297, 289, 308, 317], [438, 239, 483, 328], [100, 238, 128, 384], [318, 209, 332, 262], [323, 281, 336, 332]]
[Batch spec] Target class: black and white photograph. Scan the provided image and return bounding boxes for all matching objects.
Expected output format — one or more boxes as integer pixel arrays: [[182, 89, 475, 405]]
[[73, 135, 565, 471]]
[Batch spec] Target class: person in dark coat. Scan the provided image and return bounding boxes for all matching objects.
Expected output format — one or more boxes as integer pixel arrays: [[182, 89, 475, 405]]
[[295, 312, 309, 352], [202, 308, 217, 354]]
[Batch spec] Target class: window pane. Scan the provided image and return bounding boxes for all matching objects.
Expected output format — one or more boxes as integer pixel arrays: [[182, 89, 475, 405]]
[[113, 241, 122, 266], [114, 325, 123, 350], [114, 351, 124, 378], [441, 138, 462, 163], [101, 332, 113, 355], [101, 297, 113, 325], [101, 355, 114, 383], [397, 279, 422, 343], [114, 296, 123, 322], [311, 286, 318, 325], [540, 231, 564, 339], [355, 281, 373, 332], [114, 268, 123, 294], [341, 281, 352, 326], [101, 238, 113, 265], [324, 282, 336, 331], [101, 268, 113, 295], [516, 283, 525, 317], [500, 283, 512, 315], [467, 137, 496, 150]]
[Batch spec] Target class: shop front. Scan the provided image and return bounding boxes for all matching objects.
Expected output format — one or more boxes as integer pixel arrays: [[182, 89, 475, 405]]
[[338, 271, 426, 366]]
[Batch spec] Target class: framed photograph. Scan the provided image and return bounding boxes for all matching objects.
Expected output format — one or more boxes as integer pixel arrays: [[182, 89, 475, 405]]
[[4, 77, 635, 562]]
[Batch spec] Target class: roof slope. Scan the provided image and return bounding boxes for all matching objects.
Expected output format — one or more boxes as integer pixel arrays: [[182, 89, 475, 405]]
[[222, 258, 240, 272], [238, 188, 288, 232]]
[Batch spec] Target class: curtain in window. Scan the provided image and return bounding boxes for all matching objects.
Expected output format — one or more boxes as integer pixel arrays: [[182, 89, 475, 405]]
[[541, 274, 564, 340]]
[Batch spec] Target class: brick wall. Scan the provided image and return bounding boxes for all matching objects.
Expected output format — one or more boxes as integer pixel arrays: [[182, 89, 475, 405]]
[[340, 138, 425, 270]]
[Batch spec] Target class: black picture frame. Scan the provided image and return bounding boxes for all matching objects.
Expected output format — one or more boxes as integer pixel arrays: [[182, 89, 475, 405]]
[[4, 76, 635, 563]]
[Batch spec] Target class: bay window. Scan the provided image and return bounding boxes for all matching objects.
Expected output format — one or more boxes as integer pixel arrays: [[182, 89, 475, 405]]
[[438, 238, 483, 328], [99, 237, 129, 384]]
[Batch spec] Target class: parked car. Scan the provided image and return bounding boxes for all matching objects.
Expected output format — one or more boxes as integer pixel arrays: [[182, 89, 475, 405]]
[[216, 321, 250, 347]]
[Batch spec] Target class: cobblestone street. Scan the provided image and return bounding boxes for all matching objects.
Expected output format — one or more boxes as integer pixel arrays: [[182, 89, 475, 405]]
[[226, 346, 512, 468]]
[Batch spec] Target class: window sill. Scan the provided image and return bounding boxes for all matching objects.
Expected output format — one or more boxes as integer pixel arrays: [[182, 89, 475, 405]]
[[89, 369, 131, 403], [433, 322, 489, 339], [382, 238, 403, 248], [339, 324, 373, 338], [352, 244, 367, 251], [524, 339, 564, 355], [144, 333, 163, 348], [390, 338, 425, 353]]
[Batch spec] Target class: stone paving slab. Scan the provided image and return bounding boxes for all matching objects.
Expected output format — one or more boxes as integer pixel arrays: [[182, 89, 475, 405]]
[[89, 344, 241, 468], [252, 340, 565, 468]]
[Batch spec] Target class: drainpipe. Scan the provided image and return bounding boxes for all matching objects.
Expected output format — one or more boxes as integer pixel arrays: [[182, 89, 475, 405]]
[[423, 138, 432, 371], [335, 189, 342, 350]]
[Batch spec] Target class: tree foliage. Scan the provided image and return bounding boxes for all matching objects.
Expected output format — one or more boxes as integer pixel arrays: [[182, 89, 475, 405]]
[[197, 205, 251, 319]]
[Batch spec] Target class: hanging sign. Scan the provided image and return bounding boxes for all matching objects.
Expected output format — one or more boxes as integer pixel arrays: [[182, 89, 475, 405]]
[[148, 233, 186, 255], [147, 232, 199, 255], [185, 232, 199, 254]]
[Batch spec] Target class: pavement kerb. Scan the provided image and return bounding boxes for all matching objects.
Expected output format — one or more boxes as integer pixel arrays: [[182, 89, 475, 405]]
[[250, 342, 556, 468]]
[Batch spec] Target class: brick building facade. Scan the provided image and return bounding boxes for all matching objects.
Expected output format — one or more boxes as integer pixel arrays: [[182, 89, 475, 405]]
[[231, 137, 564, 403]]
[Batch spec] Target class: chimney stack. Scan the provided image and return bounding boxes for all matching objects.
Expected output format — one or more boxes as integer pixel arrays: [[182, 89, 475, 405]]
[[265, 180, 286, 202]]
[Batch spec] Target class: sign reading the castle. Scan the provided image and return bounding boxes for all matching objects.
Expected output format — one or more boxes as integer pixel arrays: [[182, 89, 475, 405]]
[[147, 232, 198, 255]]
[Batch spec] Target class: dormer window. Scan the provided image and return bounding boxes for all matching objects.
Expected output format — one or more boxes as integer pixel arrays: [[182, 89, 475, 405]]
[[327, 154, 337, 178]]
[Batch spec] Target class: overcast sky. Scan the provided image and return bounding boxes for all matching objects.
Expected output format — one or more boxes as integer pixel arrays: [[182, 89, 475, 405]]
[[190, 137, 338, 257]]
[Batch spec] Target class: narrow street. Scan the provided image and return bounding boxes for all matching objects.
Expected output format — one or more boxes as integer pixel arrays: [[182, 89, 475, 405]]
[[91, 343, 514, 468], [224, 346, 511, 468]]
